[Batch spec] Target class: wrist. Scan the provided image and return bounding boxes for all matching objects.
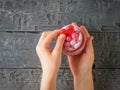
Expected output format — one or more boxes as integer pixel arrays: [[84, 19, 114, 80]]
[[74, 69, 92, 80], [73, 71, 94, 90], [74, 70, 92, 82], [40, 72, 57, 90], [42, 72, 57, 80], [42, 68, 58, 77]]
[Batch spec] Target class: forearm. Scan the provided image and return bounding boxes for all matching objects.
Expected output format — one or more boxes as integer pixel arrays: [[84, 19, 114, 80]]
[[40, 73, 57, 90], [74, 71, 94, 90]]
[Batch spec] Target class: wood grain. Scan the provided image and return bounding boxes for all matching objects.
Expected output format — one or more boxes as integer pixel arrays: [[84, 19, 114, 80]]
[[0, 32, 119, 68], [0, 0, 120, 90], [0, 69, 120, 90], [0, 0, 119, 32]]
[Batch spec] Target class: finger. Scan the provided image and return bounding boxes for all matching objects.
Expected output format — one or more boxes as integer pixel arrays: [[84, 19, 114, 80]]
[[80, 25, 90, 38], [37, 31, 52, 49], [39, 31, 52, 42], [52, 34, 66, 55], [43, 29, 60, 49], [71, 22, 77, 26], [85, 36, 94, 55], [67, 55, 73, 64]]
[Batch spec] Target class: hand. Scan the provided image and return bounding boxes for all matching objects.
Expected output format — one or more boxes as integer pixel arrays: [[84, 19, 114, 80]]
[[67, 24, 94, 90], [36, 29, 66, 76], [67, 25, 94, 78], [36, 30, 66, 90]]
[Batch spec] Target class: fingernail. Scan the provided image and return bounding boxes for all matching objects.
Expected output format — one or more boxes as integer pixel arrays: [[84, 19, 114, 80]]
[[71, 22, 77, 25], [91, 36, 94, 40], [59, 34, 66, 40]]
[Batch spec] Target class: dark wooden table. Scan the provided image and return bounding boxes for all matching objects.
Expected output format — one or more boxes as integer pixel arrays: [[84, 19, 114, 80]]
[[0, 0, 120, 90]]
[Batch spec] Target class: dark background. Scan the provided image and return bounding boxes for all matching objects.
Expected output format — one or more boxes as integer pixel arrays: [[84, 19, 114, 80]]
[[0, 0, 120, 90]]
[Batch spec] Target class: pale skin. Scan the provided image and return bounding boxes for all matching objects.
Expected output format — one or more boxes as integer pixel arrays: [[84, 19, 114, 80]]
[[36, 23, 94, 90]]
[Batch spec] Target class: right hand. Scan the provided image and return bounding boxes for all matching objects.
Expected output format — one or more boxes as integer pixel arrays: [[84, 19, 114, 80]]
[[67, 25, 94, 79]]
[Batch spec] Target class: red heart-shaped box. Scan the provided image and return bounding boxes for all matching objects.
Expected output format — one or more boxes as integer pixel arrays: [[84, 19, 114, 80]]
[[60, 24, 87, 56]]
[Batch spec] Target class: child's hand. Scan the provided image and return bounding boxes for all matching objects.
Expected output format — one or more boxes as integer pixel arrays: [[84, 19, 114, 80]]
[[36, 30, 66, 90], [67, 25, 94, 90], [67, 25, 94, 78], [36, 30, 66, 77]]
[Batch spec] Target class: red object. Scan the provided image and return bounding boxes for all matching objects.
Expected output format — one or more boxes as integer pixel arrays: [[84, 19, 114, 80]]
[[60, 24, 87, 56], [60, 29, 67, 35], [60, 25, 74, 35]]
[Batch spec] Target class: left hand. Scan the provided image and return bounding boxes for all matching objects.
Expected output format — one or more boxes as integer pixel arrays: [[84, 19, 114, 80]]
[[36, 30, 66, 77]]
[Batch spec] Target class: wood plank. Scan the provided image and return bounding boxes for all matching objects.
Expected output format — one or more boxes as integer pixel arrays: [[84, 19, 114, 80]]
[[0, 32, 119, 68], [93, 69, 120, 90], [0, 69, 41, 90], [0, 32, 41, 68], [0, 69, 120, 90], [0, 68, 73, 90], [0, 0, 119, 32], [91, 32, 120, 68]]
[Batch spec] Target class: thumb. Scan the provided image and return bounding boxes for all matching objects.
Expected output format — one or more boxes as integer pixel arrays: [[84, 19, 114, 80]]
[[85, 36, 94, 55], [52, 34, 66, 55]]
